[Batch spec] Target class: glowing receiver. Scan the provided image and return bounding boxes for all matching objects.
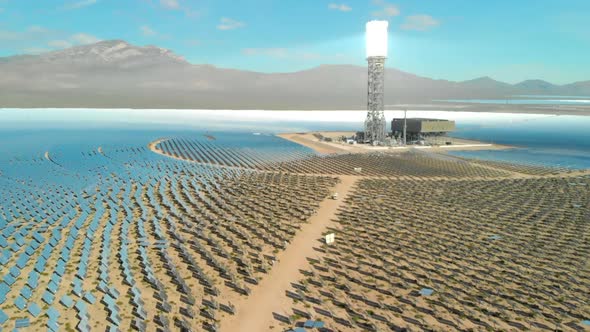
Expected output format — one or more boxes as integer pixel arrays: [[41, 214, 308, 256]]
[[366, 20, 389, 58]]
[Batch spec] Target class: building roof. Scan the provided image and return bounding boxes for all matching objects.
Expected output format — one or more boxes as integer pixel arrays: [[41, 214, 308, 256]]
[[392, 118, 452, 122]]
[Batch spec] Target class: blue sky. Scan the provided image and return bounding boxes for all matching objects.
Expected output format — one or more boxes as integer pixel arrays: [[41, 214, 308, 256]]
[[0, 0, 589, 84]]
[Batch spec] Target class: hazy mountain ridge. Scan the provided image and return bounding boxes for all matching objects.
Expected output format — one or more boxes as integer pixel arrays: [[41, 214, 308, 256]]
[[1, 40, 589, 109], [4, 40, 189, 67]]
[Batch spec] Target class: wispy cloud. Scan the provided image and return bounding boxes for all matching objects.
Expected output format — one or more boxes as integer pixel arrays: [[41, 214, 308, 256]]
[[22, 47, 50, 54], [28, 26, 50, 33], [160, 0, 179, 10], [401, 14, 439, 31], [139, 25, 171, 39], [0, 25, 100, 53], [372, 0, 399, 17], [46, 33, 100, 50], [184, 39, 201, 46], [217, 17, 245, 31], [328, 3, 352, 12], [242, 48, 289, 58], [48, 40, 73, 48], [151, 0, 200, 18], [140, 25, 157, 36], [62, 0, 98, 10], [0, 26, 52, 42], [70, 33, 101, 44], [241, 48, 353, 62], [183, 9, 201, 18], [300, 52, 324, 60]]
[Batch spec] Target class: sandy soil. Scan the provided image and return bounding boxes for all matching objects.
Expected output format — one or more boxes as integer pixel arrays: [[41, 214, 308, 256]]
[[148, 138, 170, 157], [149, 138, 250, 172], [278, 132, 512, 155], [276, 133, 355, 154], [220, 175, 359, 332], [149, 136, 588, 180]]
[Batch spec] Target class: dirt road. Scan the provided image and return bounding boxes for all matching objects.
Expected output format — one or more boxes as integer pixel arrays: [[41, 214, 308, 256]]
[[220, 175, 359, 332]]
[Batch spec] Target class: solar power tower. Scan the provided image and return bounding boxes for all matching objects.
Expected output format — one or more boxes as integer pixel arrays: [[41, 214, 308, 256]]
[[364, 20, 389, 144]]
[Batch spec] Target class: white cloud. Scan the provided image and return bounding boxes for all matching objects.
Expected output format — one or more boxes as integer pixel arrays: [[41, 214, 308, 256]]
[[28, 25, 50, 33], [0, 26, 51, 42], [156, 0, 199, 17], [63, 0, 98, 10], [298, 52, 353, 62], [22, 47, 50, 54], [140, 25, 157, 36], [160, 0, 179, 9], [241, 48, 353, 62], [139, 25, 172, 39], [217, 17, 245, 31], [47, 33, 100, 50], [185, 39, 200, 46], [300, 52, 322, 60], [242, 48, 289, 58], [372, 0, 400, 17], [0, 30, 19, 41], [1, 26, 100, 53], [46, 33, 101, 51], [401, 14, 439, 31], [70, 33, 101, 44], [328, 3, 352, 12], [184, 9, 200, 18], [48, 40, 73, 48]]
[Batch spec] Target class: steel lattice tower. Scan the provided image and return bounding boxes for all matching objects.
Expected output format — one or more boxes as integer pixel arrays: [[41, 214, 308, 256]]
[[364, 56, 387, 143], [364, 20, 388, 144]]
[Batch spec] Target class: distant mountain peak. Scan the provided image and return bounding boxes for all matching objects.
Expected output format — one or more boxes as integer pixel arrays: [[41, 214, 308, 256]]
[[88, 39, 129, 47], [458, 76, 511, 90], [13, 39, 188, 67], [462, 76, 502, 83], [1, 40, 589, 109], [516, 79, 553, 85], [514, 79, 556, 90]]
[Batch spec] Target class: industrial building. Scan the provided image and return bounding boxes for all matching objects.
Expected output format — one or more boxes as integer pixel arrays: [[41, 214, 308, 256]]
[[392, 118, 456, 144]]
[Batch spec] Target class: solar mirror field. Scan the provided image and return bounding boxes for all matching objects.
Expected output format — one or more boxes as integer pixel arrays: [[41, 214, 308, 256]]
[[0, 130, 588, 332]]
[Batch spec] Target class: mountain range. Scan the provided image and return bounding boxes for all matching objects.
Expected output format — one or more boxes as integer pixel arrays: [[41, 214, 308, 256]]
[[1, 40, 589, 110]]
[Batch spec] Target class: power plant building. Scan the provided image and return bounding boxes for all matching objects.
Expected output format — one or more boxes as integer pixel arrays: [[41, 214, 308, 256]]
[[392, 118, 455, 142]]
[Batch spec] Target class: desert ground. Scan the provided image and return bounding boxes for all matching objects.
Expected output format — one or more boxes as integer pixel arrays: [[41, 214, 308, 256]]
[[146, 135, 590, 331], [277, 132, 512, 154], [0, 133, 588, 332]]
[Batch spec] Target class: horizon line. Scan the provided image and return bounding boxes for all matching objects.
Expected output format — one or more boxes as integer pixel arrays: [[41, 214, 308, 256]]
[[1, 39, 588, 86]]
